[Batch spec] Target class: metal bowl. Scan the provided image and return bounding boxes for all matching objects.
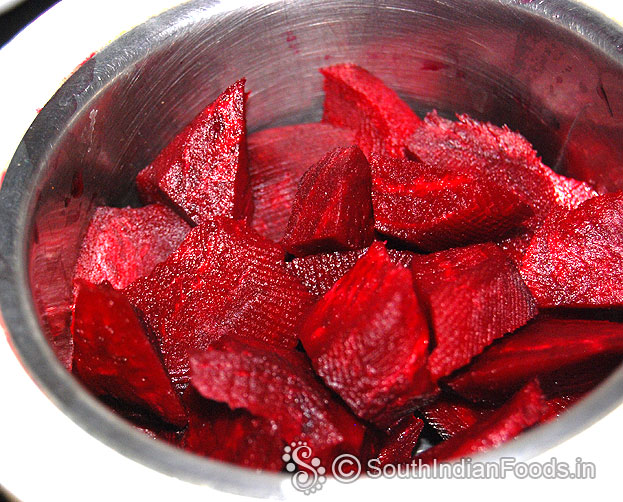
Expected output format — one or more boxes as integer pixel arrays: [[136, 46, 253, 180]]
[[1, 0, 623, 497]]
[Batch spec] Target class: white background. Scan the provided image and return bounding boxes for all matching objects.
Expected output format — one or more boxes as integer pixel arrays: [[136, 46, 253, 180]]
[[0, 1, 621, 500]]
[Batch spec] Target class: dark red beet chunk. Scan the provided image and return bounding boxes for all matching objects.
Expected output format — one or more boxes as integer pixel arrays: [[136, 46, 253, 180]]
[[411, 243, 537, 380], [371, 155, 533, 252], [421, 399, 495, 440], [375, 415, 424, 467], [190, 337, 367, 463], [74, 204, 190, 290], [415, 380, 547, 464], [407, 112, 596, 228], [248, 123, 355, 242], [136, 80, 253, 225], [321, 63, 421, 158], [447, 318, 623, 401], [286, 247, 416, 296], [125, 218, 312, 393], [520, 192, 623, 307], [72, 281, 187, 427], [299, 242, 435, 425], [181, 390, 285, 471], [281, 146, 374, 256]]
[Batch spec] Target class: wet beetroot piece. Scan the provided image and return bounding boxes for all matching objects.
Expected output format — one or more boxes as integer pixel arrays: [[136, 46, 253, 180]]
[[321, 63, 421, 158], [281, 146, 374, 256], [299, 242, 435, 425], [371, 155, 533, 252], [415, 380, 547, 464], [375, 415, 424, 467], [420, 399, 495, 440], [411, 243, 537, 380], [520, 193, 623, 307], [248, 123, 355, 242], [136, 80, 253, 225], [286, 247, 416, 296], [447, 318, 623, 401], [407, 112, 596, 228], [125, 218, 312, 393], [71, 281, 187, 427], [74, 204, 190, 290], [190, 337, 367, 463], [181, 390, 285, 471]]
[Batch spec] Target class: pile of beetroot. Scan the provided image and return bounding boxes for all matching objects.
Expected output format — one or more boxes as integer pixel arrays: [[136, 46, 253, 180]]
[[68, 64, 623, 471]]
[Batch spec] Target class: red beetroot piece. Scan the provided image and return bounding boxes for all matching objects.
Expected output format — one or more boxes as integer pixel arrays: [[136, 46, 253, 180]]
[[415, 380, 547, 464], [411, 243, 537, 380], [447, 318, 623, 402], [520, 192, 623, 307], [71, 281, 187, 427], [248, 123, 355, 242], [124, 218, 312, 393], [298, 242, 435, 425], [321, 63, 421, 158], [74, 204, 190, 290], [375, 415, 424, 467], [407, 112, 596, 227], [136, 80, 253, 225], [286, 247, 415, 296], [181, 390, 285, 471], [497, 231, 534, 269], [371, 155, 533, 252], [190, 337, 367, 463], [421, 398, 495, 440], [281, 146, 374, 256]]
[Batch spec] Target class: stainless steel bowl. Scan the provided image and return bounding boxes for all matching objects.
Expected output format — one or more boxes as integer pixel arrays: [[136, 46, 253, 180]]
[[1, 0, 623, 497]]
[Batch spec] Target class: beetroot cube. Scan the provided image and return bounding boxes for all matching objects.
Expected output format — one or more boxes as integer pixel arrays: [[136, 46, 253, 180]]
[[407, 112, 596, 227], [181, 390, 285, 471], [447, 318, 623, 401], [371, 154, 533, 252], [190, 337, 367, 463], [74, 204, 190, 290], [420, 398, 495, 440], [71, 281, 187, 427], [299, 242, 435, 425], [520, 192, 623, 307], [411, 243, 537, 380], [375, 415, 424, 467], [136, 80, 253, 225], [248, 123, 355, 242], [320, 63, 421, 158], [125, 218, 312, 393], [415, 380, 547, 464], [281, 146, 374, 256]]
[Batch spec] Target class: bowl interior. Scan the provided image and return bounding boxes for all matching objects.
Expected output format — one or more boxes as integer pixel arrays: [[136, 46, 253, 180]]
[[2, 0, 623, 495]]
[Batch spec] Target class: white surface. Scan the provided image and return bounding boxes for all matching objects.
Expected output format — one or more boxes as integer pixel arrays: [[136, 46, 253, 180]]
[[0, 1, 622, 501]]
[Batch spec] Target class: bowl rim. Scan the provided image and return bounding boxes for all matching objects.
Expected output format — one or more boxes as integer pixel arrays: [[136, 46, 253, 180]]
[[1, 0, 622, 497]]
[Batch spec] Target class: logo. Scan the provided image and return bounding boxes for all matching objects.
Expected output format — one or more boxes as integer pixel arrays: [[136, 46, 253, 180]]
[[282, 441, 327, 495]]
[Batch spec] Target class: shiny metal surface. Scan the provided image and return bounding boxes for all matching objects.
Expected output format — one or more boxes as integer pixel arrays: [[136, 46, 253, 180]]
[[1, 0, 623, 497]]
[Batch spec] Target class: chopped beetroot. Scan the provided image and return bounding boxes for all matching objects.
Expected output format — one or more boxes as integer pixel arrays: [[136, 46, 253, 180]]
[[420, 399, 495, 440], [371, 154, 533, 252], [407, 112, 596, 228], [520, 193, 623, 307], [286, 246, 416, 296], [447, 318, 623, 402], [190, 337, 367, 463], [74, 204, 190, 290], [125, 218, 312, 393], [497, 231, 534, 269], [181, 390, 285, 471], [411, 243, 537, 380], [415, 380, 547, 464], [375, 415, 424, 467], [299, 242, 435, 425], [320, 63, 421, 158], [136, 80, 253, 225], [281, 146, 374, 256], [248, 123, 355, 242], [71, 281, 187, 427]]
